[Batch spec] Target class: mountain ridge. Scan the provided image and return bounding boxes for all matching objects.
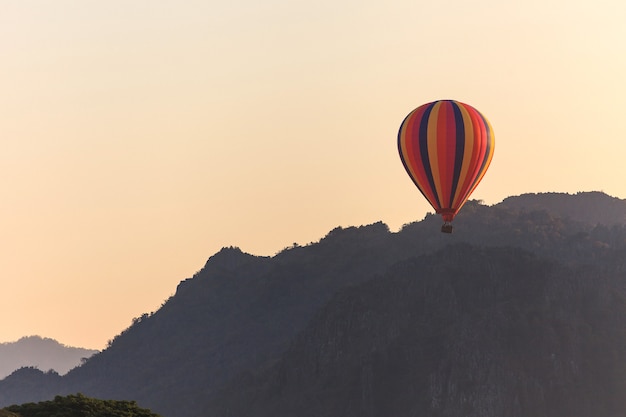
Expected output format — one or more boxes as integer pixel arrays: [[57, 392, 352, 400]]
[[1, 191, 625, 417], [497, 191, 626, 225]]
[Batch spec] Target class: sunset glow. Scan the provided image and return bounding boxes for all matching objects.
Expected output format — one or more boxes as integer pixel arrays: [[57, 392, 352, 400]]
[[1, 0, 625, 349]]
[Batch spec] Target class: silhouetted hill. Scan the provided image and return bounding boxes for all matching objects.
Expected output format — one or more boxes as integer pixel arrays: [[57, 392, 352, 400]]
[[0, 368, 62, 406], [0, 337, 97, 379], [498, 191, 626, 225], [60, 223, 400, 415], [206, 245, 626, 417], [0, 192, 625, 417]]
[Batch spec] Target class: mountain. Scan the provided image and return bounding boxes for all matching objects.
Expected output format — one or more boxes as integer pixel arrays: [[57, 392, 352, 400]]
[[0, 192, 625, 417], [206, 245, 626, 417], [0, 337, 97, 379]]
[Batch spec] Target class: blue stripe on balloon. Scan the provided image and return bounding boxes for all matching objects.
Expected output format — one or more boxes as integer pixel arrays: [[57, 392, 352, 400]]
[[449, 101, 465, 207]]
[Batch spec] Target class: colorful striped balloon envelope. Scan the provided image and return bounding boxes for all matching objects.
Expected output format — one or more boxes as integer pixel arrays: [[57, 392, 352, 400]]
[[398, 100, 495, 233]]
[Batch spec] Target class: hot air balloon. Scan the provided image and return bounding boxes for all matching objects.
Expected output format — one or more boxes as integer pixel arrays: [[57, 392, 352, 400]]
[[398, 100, 494, 233]]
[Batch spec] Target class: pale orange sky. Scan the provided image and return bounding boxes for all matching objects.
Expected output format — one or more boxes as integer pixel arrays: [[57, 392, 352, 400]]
[[1, 0, 625, 350]]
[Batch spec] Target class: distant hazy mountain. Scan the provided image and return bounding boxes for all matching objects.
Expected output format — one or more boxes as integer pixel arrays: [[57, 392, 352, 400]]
[[0, 336, 97, 379], [0, 192, 624, 417]]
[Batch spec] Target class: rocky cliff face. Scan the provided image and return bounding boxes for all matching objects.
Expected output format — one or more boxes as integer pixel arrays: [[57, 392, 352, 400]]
[[207, 245, 626, 417]]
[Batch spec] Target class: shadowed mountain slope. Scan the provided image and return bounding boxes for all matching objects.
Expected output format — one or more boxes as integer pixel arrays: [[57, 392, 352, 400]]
[[205, 245, 626, 417]]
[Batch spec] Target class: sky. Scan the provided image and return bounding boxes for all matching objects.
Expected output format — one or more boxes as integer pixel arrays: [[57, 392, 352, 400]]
[[1, 0, 625, 350]]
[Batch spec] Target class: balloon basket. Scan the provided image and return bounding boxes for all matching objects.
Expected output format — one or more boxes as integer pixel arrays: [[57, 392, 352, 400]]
[[441, 223, 453, 234]]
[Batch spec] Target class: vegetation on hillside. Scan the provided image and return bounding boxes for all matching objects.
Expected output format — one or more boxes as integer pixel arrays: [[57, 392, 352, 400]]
[[3, 393, 161, 417]]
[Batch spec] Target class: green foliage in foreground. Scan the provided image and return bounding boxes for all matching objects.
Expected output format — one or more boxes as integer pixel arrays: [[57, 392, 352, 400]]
[[3, 393, 162, 417]]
